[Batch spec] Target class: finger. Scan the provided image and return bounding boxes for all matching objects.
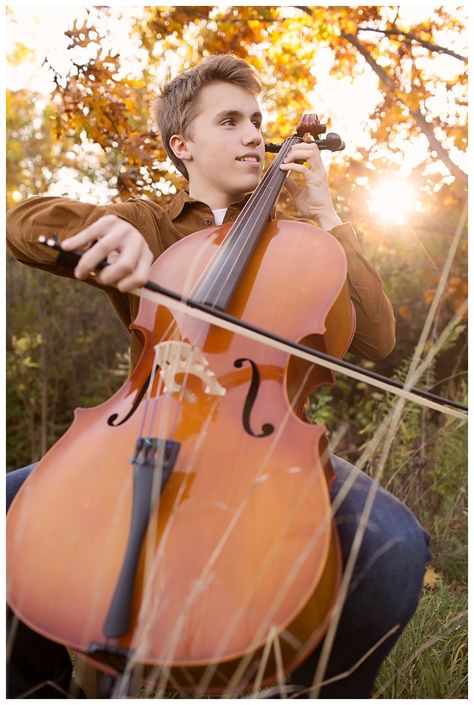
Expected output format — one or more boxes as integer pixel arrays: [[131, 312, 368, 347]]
[[101, 245, 153, 292], [62, 215, 116, 250], [284, 151, 308, 166], [114, 250, 154, 292], [97, 260, 136, 288], [106, 250, 120, 265], [94, 237, 143, 286], [97, 234, 152, 289], [286, 143, 322, 165], [279, 162, 310, 176], [74, 231, 125, 279]]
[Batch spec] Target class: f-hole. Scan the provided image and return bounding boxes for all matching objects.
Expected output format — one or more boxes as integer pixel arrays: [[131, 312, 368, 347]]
[[107, 372, 152, 427], [234, 358, 274, 438]]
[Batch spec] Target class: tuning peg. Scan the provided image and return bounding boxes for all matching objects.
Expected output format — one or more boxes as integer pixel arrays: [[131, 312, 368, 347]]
[[319, 133, 345, 152]]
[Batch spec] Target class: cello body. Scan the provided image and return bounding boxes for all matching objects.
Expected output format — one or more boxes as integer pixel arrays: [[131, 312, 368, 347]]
[[7, 218, 354, 694]]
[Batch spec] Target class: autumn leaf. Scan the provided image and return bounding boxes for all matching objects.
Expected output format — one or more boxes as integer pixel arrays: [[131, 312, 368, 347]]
[[423, 564, 443, 589]]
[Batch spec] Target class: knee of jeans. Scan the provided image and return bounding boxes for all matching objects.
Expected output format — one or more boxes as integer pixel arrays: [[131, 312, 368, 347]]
[[374, 486, 432, 566], [351, 496, 431, 626], [330, 455, 431, 566]]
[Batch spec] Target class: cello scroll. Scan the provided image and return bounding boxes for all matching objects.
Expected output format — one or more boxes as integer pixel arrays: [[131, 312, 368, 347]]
[[265, 112, 345, 153]]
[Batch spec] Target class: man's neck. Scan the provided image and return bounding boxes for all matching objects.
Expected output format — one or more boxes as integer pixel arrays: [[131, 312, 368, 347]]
[[188, 183, 245, 210]]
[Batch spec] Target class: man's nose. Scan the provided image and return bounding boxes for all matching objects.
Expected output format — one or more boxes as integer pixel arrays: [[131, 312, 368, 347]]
[[242, 123, 262, 145]]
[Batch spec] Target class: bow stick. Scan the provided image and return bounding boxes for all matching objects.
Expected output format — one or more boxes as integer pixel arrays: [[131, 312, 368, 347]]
[[39, 236, 468, 422]]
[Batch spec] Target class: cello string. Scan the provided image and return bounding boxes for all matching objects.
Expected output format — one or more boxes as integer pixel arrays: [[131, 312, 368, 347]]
[[163, 134, 297, 310], [139, 138, 298, 458], [135, 140, 291, 447], [111, 141, 280, 448], [136, 318, 177, 440], [196, 137, 298, 305], [141, 287, 220, 444], [167, 135, 296, 308], [153, 138, 284, 308]]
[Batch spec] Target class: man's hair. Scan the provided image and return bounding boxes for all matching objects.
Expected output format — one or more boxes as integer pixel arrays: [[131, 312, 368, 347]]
[[154, 54, 261, 179]]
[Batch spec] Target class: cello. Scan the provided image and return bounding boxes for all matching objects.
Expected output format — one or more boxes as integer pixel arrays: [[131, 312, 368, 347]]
[[7, 115, 354, 696]]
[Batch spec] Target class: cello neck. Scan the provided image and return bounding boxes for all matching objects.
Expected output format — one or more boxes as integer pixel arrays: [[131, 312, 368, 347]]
[[193, 135, 301, 311]]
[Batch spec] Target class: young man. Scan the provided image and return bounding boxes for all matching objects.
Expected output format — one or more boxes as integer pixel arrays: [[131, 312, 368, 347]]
[[6, 55, 430, 698]]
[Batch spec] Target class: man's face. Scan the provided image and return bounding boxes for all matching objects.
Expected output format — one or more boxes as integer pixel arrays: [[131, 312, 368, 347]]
[[182, 82, 265, 204]]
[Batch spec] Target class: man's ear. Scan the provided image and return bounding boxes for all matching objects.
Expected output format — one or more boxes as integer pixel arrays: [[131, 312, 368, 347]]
[[169, 134, 192, 162]]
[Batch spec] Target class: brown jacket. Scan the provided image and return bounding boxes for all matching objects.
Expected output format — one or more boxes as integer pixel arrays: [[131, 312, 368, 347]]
[[6, 191, 396, 367]]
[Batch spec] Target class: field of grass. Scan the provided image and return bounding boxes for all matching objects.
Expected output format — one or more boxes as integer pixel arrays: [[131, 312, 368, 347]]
[[375, 581, 467, 698]]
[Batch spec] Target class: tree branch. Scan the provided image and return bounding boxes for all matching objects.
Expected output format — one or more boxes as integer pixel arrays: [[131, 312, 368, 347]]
[[357, 25, 467, 62], [341, 31, 467, 185], [295, 6, 314, 17]]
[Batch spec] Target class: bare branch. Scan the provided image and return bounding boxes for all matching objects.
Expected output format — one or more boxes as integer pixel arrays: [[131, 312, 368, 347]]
[[341, 32, 467, 185], [357, 25, 467, 62], [295, 6, 314, 17]]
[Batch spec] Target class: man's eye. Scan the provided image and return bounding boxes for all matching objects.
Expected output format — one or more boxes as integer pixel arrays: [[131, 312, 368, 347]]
[[222, 119, 235, 126]]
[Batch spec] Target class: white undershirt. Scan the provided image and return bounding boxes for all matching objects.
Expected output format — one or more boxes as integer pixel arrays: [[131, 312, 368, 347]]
[[212, 208, 227, 225]]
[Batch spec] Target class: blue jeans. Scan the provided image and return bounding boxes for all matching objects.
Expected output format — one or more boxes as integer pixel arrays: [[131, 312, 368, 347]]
[[6, 457, 430, 698]]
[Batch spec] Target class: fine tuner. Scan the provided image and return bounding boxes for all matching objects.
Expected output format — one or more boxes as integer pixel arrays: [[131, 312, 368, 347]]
[[265, 113, 345, 153]]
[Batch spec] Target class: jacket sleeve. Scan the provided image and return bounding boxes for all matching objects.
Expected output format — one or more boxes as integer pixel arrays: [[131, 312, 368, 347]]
[[6, 195, 166, 279], [329, 222, 396, 360], [6, 196, 169, 345]]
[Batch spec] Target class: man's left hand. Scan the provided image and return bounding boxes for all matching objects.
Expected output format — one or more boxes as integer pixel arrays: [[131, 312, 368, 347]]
[[279, 137, 342, 231]]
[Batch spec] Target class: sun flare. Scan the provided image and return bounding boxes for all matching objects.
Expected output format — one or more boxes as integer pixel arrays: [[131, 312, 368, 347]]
[[368, 177, 417, 224]]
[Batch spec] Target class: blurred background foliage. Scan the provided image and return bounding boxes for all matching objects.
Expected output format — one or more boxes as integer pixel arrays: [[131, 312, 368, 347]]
[[6, 6, 467, 697]]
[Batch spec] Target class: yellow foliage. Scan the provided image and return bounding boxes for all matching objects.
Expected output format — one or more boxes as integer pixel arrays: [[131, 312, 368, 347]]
[[7, 4, 467, 211], [423, 564, 443, 589], [7, 42, 35, 67]]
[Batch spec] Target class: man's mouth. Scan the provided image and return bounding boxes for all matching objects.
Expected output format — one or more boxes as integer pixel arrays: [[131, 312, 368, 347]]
[[236, 153, 261, 163]]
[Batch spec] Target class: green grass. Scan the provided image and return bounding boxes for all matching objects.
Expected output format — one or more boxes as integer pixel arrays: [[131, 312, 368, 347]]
[[374, 581, 467, 698]]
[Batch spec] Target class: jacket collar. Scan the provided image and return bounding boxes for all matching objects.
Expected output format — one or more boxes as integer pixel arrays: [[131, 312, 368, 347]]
[[166, 190, 196, 220], [167, 189, 250, 221]]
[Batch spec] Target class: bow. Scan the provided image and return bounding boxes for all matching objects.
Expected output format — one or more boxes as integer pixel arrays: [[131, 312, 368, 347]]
[[39, 236, 468, 422]]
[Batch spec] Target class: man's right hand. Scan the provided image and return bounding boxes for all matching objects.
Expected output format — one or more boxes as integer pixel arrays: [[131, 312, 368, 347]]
[[61, 215, 154, 292]]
